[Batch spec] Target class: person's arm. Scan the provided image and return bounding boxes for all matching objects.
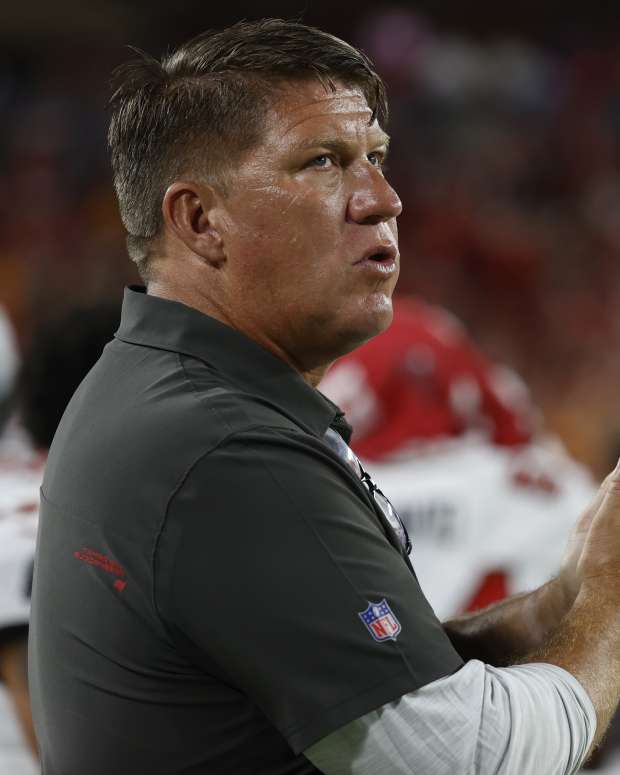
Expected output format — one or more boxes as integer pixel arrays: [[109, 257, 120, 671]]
[[443, 474, 607, 665], [307, 468, 620, 773], [306, 475, 618, 773], [443, 576, 569, 664], [158, 429, 463, 756], [522, 466, 620, 751], [305, 659, 595, 775], [0, 627, 37, 758], [440, 578, 620, 754]]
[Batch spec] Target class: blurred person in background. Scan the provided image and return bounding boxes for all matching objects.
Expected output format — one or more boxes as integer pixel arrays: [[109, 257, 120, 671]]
[[0, 306, 20, 436], [320, 296, 596, 621], [0, 304, 120, 774], [0, 303, 37, 775], [321, 296, 620, 773]]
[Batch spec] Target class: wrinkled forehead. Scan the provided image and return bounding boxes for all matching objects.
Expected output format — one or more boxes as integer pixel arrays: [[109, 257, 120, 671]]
[[266, 80, 386, 145]]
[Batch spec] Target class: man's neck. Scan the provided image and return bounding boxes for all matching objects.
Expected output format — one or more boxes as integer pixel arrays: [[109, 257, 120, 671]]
[[147, 281, 330, 388]]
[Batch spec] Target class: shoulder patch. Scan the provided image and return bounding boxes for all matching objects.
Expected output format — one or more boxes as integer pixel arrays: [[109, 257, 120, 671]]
[[359, 599, 401, 642]]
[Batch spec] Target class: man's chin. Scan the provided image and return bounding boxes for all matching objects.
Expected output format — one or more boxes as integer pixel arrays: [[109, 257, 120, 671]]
[[336, 294, 394, 357], [362, 291, 394, 332]]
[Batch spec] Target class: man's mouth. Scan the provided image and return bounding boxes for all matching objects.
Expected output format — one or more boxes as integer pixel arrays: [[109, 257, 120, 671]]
[[355, 244, 399, 274]]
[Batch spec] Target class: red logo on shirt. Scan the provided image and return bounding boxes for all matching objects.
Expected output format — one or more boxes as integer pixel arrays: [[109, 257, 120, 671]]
[[73, 547, 127, 591]]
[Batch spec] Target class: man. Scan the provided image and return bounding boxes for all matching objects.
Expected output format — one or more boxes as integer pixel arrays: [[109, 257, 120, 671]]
[[320, 296, 596, 619], [27, 19, 620, 775], [0, 305, 120, 773]]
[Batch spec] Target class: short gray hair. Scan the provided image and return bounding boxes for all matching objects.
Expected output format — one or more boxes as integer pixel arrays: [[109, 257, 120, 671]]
[[108, 18, 388, 278]]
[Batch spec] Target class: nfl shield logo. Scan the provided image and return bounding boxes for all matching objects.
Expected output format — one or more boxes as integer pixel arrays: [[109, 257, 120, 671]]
[[359, 599, 402, 642]]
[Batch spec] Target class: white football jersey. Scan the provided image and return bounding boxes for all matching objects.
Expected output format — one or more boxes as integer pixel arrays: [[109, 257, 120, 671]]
[[367, 436, 595, 621], [0, 435, 43, 775]]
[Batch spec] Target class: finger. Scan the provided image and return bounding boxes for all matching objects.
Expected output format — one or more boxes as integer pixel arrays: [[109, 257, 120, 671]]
[[576, 473, 613, 533], [586, 462, 620, 533]]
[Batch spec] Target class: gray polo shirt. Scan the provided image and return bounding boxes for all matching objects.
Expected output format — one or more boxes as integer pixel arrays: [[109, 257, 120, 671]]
[[29, 286, 463, 774]]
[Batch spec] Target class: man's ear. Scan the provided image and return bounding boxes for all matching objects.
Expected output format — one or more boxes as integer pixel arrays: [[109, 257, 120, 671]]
[[162, 181, 226, 267]]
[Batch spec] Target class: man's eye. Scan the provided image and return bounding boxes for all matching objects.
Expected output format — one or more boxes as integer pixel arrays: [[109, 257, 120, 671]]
[[368, 152, 385, 168], [307, 155, 334, 169]]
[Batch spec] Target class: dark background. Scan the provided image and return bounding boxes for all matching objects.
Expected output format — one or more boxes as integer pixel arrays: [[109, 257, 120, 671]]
[[4, 1, 620, 46]]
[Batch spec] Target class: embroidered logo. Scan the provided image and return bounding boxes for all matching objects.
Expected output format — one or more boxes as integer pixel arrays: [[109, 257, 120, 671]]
[[73, 547, 127, 592], [359, 599, 401, 642]]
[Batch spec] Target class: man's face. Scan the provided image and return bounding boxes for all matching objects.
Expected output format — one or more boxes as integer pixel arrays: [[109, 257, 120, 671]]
[[214, 80, 402, 372]]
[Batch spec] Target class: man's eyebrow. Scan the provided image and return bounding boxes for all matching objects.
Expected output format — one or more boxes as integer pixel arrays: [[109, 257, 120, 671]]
[[293, 132, 391, 155]]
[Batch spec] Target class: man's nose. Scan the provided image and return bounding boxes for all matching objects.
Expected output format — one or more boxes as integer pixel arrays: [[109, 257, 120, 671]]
[[346, 166, 403, 225]]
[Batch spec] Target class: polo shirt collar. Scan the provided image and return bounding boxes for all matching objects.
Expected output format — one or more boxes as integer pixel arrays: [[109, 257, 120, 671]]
[[116, 286, 351, 441]]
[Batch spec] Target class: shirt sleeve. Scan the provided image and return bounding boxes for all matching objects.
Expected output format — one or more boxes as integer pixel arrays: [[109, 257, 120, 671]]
[[155, 426, 464, 753], [304, 660, 596, 775]]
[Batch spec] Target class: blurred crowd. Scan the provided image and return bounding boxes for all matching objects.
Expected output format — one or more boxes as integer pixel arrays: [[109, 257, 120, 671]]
[[2, 8, 620, 474], [358, 9, 620, 474], [0, 47, 137, 338]]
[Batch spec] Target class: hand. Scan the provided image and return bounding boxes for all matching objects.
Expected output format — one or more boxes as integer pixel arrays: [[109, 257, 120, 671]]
[[559, 470, 613, 605], [577, 463, 620, 590]]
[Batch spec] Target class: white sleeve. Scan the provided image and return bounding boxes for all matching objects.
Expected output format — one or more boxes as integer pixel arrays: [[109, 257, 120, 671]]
[[304, 660, 596, 775]]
